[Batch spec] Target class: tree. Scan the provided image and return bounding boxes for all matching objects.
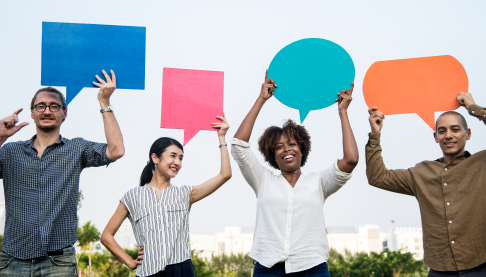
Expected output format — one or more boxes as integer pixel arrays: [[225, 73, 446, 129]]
[[192, 250, 214, 277], [327, 248, 428, 277], [77, 220, 101, 276], [210, 253, 253, 277]]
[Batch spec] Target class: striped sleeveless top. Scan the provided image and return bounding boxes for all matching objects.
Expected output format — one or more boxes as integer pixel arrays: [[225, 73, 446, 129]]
[[121, 185, 192, 277]]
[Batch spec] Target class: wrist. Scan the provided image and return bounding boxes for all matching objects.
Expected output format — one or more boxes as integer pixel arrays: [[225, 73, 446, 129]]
[[99, 102, 110, 109], [256, 96, 268, 104], [338, 109, 348, 116]]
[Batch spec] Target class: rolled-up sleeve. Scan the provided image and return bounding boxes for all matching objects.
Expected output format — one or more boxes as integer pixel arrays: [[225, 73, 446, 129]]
[[320, 161, 352, 199], [80, 139, 111, 168], [231, 138, 267, 196]]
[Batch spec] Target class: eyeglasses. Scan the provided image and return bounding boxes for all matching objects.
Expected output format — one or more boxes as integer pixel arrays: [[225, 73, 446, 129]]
[[32, 104, 62, 112]]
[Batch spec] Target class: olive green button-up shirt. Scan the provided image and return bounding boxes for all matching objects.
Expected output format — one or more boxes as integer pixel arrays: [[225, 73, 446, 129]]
[[365, 104, 486, 271]]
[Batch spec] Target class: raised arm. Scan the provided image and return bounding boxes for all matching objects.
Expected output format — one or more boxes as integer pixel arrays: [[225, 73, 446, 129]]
[[0, 108, 29, 147], [190, 114, 232, 205], [366, 107, 414, 195], [233, 70, 277, 142], [100, 203, 142, 270], [457, 92, 486, 126], [336, 83, 359, 173], [93, 70, 125, 161]]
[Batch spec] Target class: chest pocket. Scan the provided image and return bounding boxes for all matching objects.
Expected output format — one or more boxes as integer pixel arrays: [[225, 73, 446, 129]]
[[165, 203, 189, 230], [131, 209, 152, 232]]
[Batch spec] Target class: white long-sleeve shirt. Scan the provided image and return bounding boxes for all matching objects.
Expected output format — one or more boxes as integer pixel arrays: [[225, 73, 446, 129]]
[[231, 138, 352, 273]]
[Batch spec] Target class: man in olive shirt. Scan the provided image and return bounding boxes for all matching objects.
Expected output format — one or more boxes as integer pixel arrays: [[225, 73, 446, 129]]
[[366, 92, 486, 276]]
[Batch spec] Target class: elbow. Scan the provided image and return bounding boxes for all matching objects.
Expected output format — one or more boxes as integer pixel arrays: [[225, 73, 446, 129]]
[[100, 233, 108, 247], [222, 171, 232, 182], [109, 147, 125, 162], [349, 156, 359, 168], [345, 154, 359, 169], [100, 230, 112, 247]]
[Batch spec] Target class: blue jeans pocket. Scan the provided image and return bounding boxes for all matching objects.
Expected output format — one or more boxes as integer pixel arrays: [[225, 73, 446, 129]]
[[0, 252, 13, 269]]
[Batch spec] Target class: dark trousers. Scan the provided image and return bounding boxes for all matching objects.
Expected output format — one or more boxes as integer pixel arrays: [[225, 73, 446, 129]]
[[139, 259, 195, 277], [253, 261, 330, 277], [428, 262, 486, 277]]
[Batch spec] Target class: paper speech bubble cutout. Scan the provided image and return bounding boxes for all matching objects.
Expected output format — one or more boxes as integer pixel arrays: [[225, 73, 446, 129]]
[[161, 68, 224, 145], [41, 22, 146, 105], [363, 55, 468, 129], [267, 38, 355, 122]]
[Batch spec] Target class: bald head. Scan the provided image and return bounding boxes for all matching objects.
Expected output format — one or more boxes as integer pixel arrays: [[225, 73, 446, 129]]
[[435, 111, 468, 132]]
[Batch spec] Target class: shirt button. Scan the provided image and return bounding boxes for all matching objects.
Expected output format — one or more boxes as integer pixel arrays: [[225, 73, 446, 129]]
[[449, 220, 452, 224], [444, 183, 448, 186], [447, 202, 450, 206], [472, 111, 475, 114], [444, 168, 447, 171], [452, 241, 455, 244]]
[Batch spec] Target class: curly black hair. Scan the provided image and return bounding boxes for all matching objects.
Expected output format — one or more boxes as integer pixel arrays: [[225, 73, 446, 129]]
[[258, 119, 311, 170]]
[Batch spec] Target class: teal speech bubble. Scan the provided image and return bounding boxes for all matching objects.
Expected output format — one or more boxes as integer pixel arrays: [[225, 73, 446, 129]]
[[268, 38, 355, 122]]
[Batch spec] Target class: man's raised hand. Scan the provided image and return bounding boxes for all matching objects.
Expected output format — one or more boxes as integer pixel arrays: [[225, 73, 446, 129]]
[[0, 109, 29, 144], [368, 107, 385, 134]]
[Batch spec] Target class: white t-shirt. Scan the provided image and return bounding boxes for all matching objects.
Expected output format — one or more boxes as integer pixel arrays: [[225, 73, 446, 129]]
[[231, 138, 352, 273]]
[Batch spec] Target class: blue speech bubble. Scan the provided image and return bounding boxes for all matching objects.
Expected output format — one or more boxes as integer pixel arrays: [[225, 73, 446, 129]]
[[268, 38, 355, 122], [41, 22, 146, 105]]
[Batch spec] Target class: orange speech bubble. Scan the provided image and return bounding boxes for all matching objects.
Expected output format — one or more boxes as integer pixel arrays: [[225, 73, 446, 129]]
[[363, 55, 468, 129]]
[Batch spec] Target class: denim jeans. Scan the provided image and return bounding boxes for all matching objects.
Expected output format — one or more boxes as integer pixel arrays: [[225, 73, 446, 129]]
[[253, 261, 331, 277], [0, 246, 78, 276]]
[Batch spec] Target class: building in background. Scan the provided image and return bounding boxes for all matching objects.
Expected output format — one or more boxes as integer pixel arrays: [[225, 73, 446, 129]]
[[191, 227, 253, 260], [114, 220, 136, 249], [191, 225, 424, 261], [393, 227, 424, 260], [327, 224, 389, 255]]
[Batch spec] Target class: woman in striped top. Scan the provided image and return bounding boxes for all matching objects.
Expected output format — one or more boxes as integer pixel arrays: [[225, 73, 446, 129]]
[[101, 115, 231, 277]]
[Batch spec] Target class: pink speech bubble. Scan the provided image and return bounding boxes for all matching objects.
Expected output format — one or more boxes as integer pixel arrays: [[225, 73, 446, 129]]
[[161, 68, 224, 145]]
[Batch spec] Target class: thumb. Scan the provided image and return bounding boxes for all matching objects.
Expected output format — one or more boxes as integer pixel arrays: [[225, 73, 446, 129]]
[[13, 122, 29, 133]]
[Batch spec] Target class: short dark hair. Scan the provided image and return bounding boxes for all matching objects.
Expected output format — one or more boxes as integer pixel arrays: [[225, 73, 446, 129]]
[[30, 87, 67, 110], [258, 119, 311, 170], [436, 111, 468, 131]]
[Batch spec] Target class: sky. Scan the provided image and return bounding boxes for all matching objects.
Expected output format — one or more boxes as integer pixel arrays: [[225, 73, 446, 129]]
[[1, 1, 486, 237]]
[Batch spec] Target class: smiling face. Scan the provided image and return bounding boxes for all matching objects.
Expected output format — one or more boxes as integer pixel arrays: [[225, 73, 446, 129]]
[[434, 113, 471, 163], [274, 134, 303, 173], [31, 91, 67, 132], [152, 144, 183, 179]]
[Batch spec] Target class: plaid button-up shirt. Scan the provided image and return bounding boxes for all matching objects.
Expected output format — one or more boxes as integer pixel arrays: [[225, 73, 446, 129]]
[[0, 135, 110, 259]]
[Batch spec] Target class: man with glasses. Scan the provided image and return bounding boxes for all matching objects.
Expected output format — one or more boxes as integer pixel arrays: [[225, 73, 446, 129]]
[[0, 70, 124, 276]]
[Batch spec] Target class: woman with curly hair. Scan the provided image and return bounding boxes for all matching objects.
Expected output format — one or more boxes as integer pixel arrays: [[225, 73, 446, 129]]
[[231, 72, 358, 276]]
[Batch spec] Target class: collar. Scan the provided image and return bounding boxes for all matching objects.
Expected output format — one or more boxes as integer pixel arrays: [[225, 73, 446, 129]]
[[25, 134, 67, 148], [435, 151, 471, 164]]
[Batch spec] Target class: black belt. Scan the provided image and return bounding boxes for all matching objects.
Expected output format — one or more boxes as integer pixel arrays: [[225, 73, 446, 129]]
[[47, 245, 71, 256]]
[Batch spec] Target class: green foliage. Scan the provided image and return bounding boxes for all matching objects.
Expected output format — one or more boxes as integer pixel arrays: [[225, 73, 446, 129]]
[[78, 249, 134, 277], [0, 234, 3, 252], [327, 249, 428, 277], [77, 220, 101, 250], [210, 253, 253, 277], [192, 250, 215, 277], [78, 190, 84, 210]]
